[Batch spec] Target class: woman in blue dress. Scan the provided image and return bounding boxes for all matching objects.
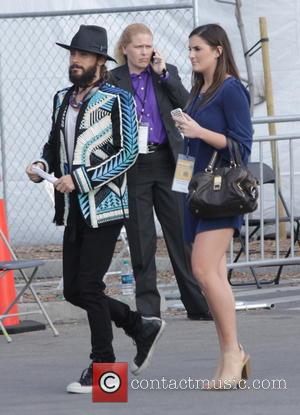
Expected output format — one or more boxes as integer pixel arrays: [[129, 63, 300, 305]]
[[172, 24, 252, 390]]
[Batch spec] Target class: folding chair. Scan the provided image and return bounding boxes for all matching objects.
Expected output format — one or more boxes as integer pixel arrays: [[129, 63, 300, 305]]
[[0, 228, 59, 342], [228, 162, 300, 287]]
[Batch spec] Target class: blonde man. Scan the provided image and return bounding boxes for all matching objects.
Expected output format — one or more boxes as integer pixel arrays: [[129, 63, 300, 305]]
[[110, 24, 211, 321]]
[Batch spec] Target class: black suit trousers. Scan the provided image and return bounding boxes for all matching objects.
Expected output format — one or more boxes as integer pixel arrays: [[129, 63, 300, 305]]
[[125, 147, 209, 317]]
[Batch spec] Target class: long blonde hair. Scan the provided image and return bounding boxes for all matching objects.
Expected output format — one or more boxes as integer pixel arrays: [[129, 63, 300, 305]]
[[114, 23, 153, 66]]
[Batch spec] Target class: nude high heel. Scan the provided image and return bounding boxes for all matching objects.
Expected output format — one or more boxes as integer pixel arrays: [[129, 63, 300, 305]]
[[203, 357, 223, 390], [240, 352, 251, 384], [203, 345, 250, 391]]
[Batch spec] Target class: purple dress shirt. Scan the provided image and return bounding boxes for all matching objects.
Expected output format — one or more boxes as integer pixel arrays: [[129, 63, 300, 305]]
[[130, 66, 167, 145]]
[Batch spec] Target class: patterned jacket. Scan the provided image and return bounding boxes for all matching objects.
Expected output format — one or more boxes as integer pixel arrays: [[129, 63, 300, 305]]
[[36, 82, 138, 228]]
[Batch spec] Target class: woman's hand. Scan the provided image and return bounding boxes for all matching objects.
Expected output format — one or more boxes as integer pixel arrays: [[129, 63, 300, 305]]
[[171, 112, 202, 139]]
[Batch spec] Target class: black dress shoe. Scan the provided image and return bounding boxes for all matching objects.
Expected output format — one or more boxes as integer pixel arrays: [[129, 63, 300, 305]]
[[187, 312, 213, 321]]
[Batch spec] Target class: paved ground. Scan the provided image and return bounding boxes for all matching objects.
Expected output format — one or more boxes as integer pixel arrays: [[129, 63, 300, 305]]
[[1, 280, 300, 415]]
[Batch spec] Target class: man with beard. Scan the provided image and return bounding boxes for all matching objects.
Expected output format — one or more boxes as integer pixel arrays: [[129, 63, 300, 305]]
[[26, 25, 165, 394]]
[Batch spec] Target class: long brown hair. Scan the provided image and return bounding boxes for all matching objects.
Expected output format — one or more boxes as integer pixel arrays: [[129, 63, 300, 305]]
[[114, 23, 153, 66], [187, 24, 240, 109]]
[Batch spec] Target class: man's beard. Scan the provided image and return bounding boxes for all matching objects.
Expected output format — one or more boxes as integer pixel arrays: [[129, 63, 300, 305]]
[[69, 62, 98, 88]]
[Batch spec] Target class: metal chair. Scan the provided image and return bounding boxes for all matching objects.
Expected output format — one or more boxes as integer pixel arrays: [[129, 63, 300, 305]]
[[0, 228, 59, 342], [1, 259, 44, 342], [228, 162, 300, 288]]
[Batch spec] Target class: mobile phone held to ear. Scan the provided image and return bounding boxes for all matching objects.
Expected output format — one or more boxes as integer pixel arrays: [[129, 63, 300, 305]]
[[150, 51, 156, 63], [170, 108, 184, 119]]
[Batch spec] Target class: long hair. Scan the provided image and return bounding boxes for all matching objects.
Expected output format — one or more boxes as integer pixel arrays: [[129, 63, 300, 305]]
[[114, 23, 153, 66], [99, 63, 108, 82], [187, 24, 240, 109]]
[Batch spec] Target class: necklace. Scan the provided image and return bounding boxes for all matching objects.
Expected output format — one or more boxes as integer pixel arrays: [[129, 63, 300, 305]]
[[69, 86, 94, 109], [69, 92, 83, 109]]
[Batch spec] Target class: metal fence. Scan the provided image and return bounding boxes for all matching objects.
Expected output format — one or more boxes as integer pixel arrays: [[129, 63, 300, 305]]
[[228, 115, 300, 286], [0, 4, 299, 283], [0, 3, 194, 245]]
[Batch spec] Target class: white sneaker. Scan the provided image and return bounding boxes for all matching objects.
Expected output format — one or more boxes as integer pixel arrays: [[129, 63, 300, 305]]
[[66, 364, 93, 394]]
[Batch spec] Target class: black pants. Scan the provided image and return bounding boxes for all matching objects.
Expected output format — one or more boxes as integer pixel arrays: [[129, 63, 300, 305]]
[[63, 216, 140, 362], [126, 147, 209, 317]]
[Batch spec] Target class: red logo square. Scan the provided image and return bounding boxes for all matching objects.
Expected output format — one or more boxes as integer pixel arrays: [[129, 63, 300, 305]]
[[92, 362, 128, 403]]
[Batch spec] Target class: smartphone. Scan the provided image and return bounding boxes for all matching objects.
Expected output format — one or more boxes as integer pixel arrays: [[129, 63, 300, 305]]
[[150, 51, 156, 63], [170, 108, 184, 118], [171, 108, 185, 138]]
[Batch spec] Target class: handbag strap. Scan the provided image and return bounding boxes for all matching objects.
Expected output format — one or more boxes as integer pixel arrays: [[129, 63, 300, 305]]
[[205, 151, 218, 172], [227, 138, 243, 165], [205, 137, 241, 172]]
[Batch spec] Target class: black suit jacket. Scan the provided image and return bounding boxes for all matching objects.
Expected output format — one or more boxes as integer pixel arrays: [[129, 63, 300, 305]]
[[109, 63, 189, 163]]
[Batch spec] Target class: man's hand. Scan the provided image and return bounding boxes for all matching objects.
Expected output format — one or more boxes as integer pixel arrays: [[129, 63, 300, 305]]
[[150, 50, 167, 76], [26, 162, 45, 183], [54, 175, 75, 194]]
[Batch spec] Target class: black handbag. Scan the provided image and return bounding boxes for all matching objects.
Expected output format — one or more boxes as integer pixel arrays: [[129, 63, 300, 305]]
[[187, 138, 258, 219]]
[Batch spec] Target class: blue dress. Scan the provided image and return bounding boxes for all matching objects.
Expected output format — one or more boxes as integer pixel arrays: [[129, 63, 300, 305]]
[[184, 77, 253, 243]]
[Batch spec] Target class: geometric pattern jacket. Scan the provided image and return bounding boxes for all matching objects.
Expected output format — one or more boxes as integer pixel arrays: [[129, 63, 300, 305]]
[[36, 82, 138, 228]]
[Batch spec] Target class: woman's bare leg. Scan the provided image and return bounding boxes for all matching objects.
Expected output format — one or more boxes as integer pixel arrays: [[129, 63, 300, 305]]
[[191, 228, 239, 352], [191, 229, 249, 388]]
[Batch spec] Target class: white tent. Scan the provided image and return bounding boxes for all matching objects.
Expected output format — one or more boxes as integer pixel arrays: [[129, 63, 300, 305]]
[[2, 0, 299, 114]]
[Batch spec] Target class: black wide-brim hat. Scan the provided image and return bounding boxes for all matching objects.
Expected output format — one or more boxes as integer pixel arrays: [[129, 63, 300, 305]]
[[56, 25, 117, 63]]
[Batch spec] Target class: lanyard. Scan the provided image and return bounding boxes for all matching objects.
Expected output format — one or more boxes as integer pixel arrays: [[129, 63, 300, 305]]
[[185, 95, 199, 156], [132, 74, 150, 122], [185, 93, 206, 155]]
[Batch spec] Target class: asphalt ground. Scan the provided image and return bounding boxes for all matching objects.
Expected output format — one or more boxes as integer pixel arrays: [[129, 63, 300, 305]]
[[1, 280, 300, 415]]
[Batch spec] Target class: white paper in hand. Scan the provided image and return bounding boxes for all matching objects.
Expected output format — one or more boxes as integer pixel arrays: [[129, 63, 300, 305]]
[[32, 165, 58, 184]]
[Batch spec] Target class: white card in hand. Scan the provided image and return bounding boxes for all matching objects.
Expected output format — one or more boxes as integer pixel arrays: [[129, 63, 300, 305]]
[[32, 165, 58, 184]]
